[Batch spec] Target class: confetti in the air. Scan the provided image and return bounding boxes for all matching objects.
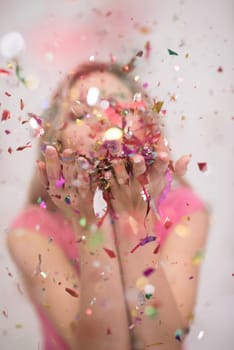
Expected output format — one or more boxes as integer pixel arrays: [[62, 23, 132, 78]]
[[168, 48, 179, 56]]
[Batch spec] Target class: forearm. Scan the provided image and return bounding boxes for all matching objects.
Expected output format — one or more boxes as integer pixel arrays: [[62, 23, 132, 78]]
[[113, 214, 188, 350], [71, 216, 131, 350]]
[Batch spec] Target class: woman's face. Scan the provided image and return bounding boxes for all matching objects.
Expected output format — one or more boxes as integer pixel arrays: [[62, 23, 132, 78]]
[[59, 71, 157, 158]]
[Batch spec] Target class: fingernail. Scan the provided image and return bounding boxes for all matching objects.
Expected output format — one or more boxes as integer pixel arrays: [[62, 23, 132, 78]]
[[46, 145, 55, 157], [133, 154, 143, 164]]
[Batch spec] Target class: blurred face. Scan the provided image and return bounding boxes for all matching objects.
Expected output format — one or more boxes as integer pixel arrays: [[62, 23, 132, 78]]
[[58, 70, 160, 160]]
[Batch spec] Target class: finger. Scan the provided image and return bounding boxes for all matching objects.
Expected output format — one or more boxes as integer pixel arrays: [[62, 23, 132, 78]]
[[111, 159, 129, 186], [36, 160, 49, 188], [44, 146, 61, 183], [61, 149, 75, 185], [132, 154, 146, 179], [75, 157, 92, 196]]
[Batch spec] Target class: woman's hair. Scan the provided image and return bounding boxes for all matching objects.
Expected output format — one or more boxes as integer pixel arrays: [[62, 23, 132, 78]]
[[26, 61, 188, 210]]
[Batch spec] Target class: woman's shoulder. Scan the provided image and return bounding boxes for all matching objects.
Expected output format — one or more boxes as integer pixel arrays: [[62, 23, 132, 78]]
[[8, 205, 78, 265]]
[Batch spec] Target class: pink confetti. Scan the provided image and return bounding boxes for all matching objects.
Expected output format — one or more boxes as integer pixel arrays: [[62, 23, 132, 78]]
[[56, 176, 65, 188], [5, 91, 11, 97], [0, 68, 11, 76]]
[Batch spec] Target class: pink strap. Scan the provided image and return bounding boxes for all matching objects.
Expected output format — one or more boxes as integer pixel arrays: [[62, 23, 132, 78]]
[[155, 186, 205, 245], [10, 206, 79, 271]]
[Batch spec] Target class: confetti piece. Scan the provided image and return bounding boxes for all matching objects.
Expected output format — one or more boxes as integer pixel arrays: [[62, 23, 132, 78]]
[[153, 244, 160, 254], [217, 66, 223, 73], [197, 162, 208, 172], [0, 68, 11, 76], [197, 330, 205, 340], [15, 62, 27, 85], [16, 142, 32, 151], [7, 147, 12, 154], [136, 276, 149, 290], [130, 236, 156, 253], [174, 224, 189, 237], [85, 308, 92, 315], [143, 267, 155, 277], [144, 41, 151, 59], [87, 230, 104, 250], [192, 250, 204, 265], [144, 305, 158, 318], [0, 32, 25, 58], [79, 217, 87, 227], [64, 195, 71, 205], [152, 101, 164, 113], [144, 284, 155, 295], [175, 329, 183, 342], [15, 324, 23, 329], [55, 175, 65, 188], [20, 98, 24, 110], [168, 48, 179, 56], [5, 91, 11, 96], [1, 110, 11, 121], [107, 328, 112, 334], [2, 309, 8, 318], [4, 130, 11, 135], [103, 247, 116, 258], [163, 217, 172, 229], [145, 293, 153, 300], [65, 287, 79, 298]]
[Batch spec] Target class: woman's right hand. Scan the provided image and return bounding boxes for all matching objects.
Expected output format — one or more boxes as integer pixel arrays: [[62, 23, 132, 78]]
[[37, 145, 96, 221]]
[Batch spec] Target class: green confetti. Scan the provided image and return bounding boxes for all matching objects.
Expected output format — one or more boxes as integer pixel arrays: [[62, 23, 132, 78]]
[[145, 293, 153, 300], [144, 305, 158, 319], [87, 230, 104, 250], [168, 48, 179, 56], [79, 217, 87, 227], [37, 196, 42, 204]]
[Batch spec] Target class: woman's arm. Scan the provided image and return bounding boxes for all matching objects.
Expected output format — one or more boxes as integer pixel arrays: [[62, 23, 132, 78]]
[[7, 228, 80, 350]]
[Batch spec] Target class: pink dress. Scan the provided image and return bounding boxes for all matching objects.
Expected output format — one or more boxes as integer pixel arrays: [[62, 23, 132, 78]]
[[10, 186, 205, 350]]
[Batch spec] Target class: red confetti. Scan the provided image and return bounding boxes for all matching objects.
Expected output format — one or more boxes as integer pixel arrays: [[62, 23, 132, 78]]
[[0, 68, 11, 76], [153, 244, 160, 254], [5, 91, 11, 97], [103, 247, 116, 258], [107, 328, 112, 335], [65, 287, 79, 298], [20, 98, 24, 110], [8, 147, 13, 154], [4, 130, 11, 135], [2, 309, 8, 318], [16, 142, 32, 151], [217, 66, 223, 73], [1, 110, 11, 121], [163, 217, 173, 229], [197, 162, 208, 172], [145, 41, 151, 59]]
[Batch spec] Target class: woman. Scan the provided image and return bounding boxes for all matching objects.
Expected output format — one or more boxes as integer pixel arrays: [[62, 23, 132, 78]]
[[7, 61, 209, 350]]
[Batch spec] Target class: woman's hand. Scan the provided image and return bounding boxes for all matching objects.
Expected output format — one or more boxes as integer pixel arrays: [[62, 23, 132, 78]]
[[37, 145, 96, 221]]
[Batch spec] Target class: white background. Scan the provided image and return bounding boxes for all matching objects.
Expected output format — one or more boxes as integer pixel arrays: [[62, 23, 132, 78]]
[[0, 0, 233, 349]]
